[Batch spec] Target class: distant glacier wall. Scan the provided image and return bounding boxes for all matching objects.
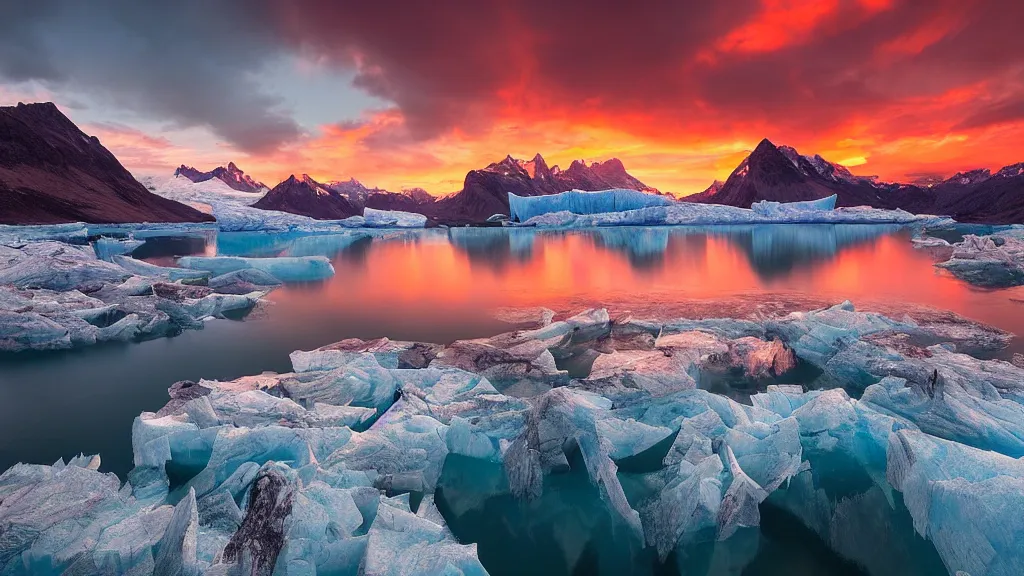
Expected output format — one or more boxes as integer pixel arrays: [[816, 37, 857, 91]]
[[508, 189, 674, 222]]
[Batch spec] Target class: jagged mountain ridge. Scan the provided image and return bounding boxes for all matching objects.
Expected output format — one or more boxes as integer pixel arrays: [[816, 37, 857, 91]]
[[431, 153, 660, 222], [690, 138, 1024, 224], [324, 178, 437, 213], [174, 162, 266, 193], [253, 174, 360, 220], [0, 102, 213, 225], [690, 139, 936, 217]]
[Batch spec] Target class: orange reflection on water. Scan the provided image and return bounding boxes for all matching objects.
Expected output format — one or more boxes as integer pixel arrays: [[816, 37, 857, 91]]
[[267, 226, 1023, 337]]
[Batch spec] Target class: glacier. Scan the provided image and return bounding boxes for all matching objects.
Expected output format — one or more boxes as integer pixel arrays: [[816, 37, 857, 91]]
[[511, 191, 944, 228], [145, 175, 427, 232], [508, 189, 675, 222], [750, 193, 837, 217], [2, 302, 1022, 575]]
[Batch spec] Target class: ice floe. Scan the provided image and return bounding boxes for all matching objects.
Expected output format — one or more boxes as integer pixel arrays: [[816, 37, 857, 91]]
[[2, 302, 1020, 574], [0, 239, 331, 351], [934, 233, 1024, 288]]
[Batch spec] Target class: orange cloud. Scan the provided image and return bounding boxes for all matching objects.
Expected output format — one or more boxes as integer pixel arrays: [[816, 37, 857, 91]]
[[81, 0, 1024, 196], [715, 0, 841, 54]]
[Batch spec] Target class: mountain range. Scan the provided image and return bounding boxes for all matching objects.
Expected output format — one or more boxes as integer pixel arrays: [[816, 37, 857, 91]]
[[174, 162, 266, 193], [253, 174, 361, 220], [427, 154, 664, 223], [0, 103, 212, 225], [324, 178, 437, 214], [2, 102, 1024, 226], [252, 154, 663, 223], [689, 138, 1024, 223]]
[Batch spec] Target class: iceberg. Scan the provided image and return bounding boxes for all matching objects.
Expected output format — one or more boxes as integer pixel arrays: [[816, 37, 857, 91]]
[[0, 222, 89, 244], [4, 302, 1024, 574], [750, 194, 837, 217], [508, 188, 674, 222], [0, 239, 271, 352], [177, 255, 335, 283], [887, 428, 1024, 576], [92, 237, 145, 260], [517, 198, 937, 228], [363, 208, 428, 228], [207, 268, 283, 294], [0, 241, 132, 290], [934, 233, 1024, 287]]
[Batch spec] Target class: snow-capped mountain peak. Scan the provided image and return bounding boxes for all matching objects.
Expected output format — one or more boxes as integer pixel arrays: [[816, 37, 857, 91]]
[[173, 162, 266, 193]]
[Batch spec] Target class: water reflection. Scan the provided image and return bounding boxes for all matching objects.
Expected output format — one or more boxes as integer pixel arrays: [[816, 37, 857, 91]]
[[592, 228, 670, 269], [702, 224, 905, 279], [6, 223, 1024, 478], [448, 227, 536, 270]]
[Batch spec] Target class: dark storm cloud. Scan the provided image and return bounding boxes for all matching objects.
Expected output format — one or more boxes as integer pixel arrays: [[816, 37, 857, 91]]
[[0, 0, 299, 153], [5, 0, 1024, 151], [268, 0, 1024, 138], [955, 96, 1024, 131], [268, 0, 761, 137]]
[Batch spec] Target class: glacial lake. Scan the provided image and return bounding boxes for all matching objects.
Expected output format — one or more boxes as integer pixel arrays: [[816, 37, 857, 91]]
[[1, 223, 1020, 575]]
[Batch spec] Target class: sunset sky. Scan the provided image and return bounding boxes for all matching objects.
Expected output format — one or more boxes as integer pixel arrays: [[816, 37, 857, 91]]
[[3, 0, 1023, 195]]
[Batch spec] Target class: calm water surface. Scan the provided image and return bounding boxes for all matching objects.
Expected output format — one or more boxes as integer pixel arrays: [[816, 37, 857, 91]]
[[3, 224, 1023, 475], [0, 224, 1019, 575]]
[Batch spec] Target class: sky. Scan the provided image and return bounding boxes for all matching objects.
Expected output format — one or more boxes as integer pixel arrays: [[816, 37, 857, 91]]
[[2, 0, 1023, 195]]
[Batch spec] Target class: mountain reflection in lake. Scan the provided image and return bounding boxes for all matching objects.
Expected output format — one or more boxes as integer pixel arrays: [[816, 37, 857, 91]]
[[2, 223, 1023, 479]]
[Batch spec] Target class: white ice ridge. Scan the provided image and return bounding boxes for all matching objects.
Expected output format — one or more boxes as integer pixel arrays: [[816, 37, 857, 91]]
[[2, 303, 1022, 574], [511, 191, 945, 228]]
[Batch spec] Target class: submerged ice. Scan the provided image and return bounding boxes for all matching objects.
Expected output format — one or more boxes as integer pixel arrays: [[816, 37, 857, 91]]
[[2, 301, 1021, 575]]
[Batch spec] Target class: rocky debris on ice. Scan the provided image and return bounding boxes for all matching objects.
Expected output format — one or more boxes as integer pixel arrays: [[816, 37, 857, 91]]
[[2, 302, 1023, 575], [290, 337, 443, 371]]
